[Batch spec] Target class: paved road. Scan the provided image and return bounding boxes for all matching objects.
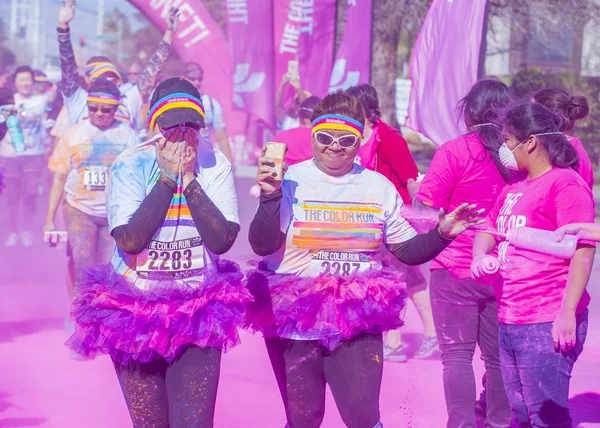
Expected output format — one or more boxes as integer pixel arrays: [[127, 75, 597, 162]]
[[0, 178, 599, 427]]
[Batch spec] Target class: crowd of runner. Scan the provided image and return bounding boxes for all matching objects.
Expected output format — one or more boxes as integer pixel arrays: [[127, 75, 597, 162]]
[[0, 0, 597, 427]]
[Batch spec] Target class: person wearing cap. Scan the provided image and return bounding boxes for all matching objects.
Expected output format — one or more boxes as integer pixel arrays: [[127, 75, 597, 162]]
[[43, 78, 138, 298], [56, 0, 178, 131], [246, 91, 485, 428], [66, 77, 249, 427], [0, 66, 51, 247], [183, 61, 234, 163]]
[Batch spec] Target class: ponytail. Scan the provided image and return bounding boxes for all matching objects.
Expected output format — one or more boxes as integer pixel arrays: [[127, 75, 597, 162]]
[[505, 102, 579, 171]]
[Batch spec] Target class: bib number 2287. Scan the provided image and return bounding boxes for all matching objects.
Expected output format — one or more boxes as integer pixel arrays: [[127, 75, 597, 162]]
[[311, 251, 371, 277]]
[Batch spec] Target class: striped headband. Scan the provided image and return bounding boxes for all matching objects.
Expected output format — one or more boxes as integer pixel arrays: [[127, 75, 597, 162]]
[[147, 92, 205, 130], [85, 62, 122, 84], [87, 91, 120, 106], [311, 114, 364, 138]]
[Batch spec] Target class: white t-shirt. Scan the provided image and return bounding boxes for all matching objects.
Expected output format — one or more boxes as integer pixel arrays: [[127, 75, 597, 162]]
[[107, 141, 239, 291], [199, 94, 226, 141], [48, 120, 138, 217], [0, 93, 49, 157], [280, 115, 300, 131], [266, 160, 417, 277], [64, 85, 143, 131]]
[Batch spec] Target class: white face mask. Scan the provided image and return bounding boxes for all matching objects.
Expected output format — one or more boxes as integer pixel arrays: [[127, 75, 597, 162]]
[[499, 142, 522, 171]]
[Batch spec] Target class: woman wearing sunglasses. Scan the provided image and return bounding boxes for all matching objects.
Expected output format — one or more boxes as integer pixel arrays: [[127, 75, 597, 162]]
[[44, 78, 137, 297], [247, 91, 486, 428], [66, 78, 250, 427]]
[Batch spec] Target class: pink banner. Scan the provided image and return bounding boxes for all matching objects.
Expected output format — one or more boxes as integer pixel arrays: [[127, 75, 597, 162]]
[[329, 0, 372, 92], [273, 0, 337, 98], [127, 0, 246, 138], [406, 0, 486, 145], [226, 0, 275, 127]]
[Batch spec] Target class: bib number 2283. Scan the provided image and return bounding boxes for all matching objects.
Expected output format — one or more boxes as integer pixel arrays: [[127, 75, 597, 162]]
[[136, 237, 203, 280]]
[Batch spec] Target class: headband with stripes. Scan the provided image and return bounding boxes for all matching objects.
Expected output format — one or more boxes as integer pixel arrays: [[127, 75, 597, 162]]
[[85, 62, 122, 84], [311, 114, 364, 138], [87, 91, 120, 106], [147, 92, 205, 130]]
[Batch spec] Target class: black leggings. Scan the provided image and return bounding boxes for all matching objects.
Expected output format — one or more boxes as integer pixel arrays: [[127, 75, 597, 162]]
[[113, 346, 221, 428], [265, 332, 384, 428]]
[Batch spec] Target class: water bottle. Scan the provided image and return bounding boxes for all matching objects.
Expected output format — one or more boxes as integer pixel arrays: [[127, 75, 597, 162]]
[[506, 226, 577, 259], [6, 115, 26, 153]]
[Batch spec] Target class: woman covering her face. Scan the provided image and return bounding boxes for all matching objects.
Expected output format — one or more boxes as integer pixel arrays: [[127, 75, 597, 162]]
[[66, 78, 251, 427]]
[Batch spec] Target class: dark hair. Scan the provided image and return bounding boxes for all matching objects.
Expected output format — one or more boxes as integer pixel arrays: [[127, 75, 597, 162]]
[[532, 88, 589, 134], [299, 96, 321, 122], [504, 102, 578, 170], [345, 84, 381, 124], [12, 65, 34, 82], [311, 90, 365, 127], [87, 56, 112, 65], [458, 79, 513, 180], [87, 77, 121, 100], [184, 62, 204, 80]]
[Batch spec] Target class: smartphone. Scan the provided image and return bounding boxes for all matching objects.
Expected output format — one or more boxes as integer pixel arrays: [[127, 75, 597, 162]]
[[44, 231, 68, 248], [265, 142, 287, 181], [287, 60, 299, 80]]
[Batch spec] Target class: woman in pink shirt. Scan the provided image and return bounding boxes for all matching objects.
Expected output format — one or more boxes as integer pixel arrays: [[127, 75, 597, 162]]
[[415, 79, 513, 427], [473, 102, 595, 427], [532, 88, 593, 188]]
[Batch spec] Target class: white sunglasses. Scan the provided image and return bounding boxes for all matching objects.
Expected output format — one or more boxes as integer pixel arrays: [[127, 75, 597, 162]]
[[314, 131, 359, 149]]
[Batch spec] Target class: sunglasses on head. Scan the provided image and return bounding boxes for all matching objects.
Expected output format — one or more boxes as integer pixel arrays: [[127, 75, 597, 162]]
[[314, 131, 359, 149], [88, 105, 115, 114]]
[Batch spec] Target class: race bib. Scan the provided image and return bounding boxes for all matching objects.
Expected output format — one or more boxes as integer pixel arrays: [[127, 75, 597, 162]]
[[310, 250, 372, 277], [136, 237, 204, 280], [83, 166, 109, 190]]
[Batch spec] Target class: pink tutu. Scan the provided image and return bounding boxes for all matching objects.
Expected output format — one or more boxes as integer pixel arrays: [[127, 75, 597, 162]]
[[66, 260, 252, 365], [245, 264, 408, 350]]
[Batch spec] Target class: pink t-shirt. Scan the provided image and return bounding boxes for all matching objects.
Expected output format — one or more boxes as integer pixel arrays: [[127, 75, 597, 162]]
[[272, 126, 313, 167], [568, 136, 594, 189], [487, 167, 594, 324], [416, 133, 506, 279]]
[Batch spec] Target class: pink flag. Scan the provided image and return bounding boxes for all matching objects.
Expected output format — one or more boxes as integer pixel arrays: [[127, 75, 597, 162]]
[[127, 0, 246, 138], [227, 0, 275, 126], [274, 0, 337, 99], [329, 0, 372, 92], [406, 0, 487, 145]]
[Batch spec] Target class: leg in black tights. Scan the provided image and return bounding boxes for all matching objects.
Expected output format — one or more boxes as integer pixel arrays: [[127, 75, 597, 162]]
[[113, 346, 222, 428], [265, 337, 327, 428], [325, 333, 383, 428], [113, 358, 170, 428], [165, 346, 222, 427]]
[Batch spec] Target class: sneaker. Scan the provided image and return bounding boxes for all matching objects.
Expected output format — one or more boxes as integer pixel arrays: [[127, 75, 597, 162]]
[[21, 231, 33, 247], [383, 343, 408, 363], [413, 335, 439, 359], [5, 232, 19, 247]]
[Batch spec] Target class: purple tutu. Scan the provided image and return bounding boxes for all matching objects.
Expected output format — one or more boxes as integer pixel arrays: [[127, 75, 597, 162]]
[[245, 265, 408, 350], [66, 260, 252, 365]]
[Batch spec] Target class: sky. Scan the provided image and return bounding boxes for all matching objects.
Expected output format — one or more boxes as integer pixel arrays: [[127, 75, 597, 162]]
[[0, 0, 145, 68]]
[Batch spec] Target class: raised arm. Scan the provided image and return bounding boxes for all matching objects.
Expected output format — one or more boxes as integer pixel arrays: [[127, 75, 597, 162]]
[[57, 0, 81, 98], [136, 7, 179, 103]]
